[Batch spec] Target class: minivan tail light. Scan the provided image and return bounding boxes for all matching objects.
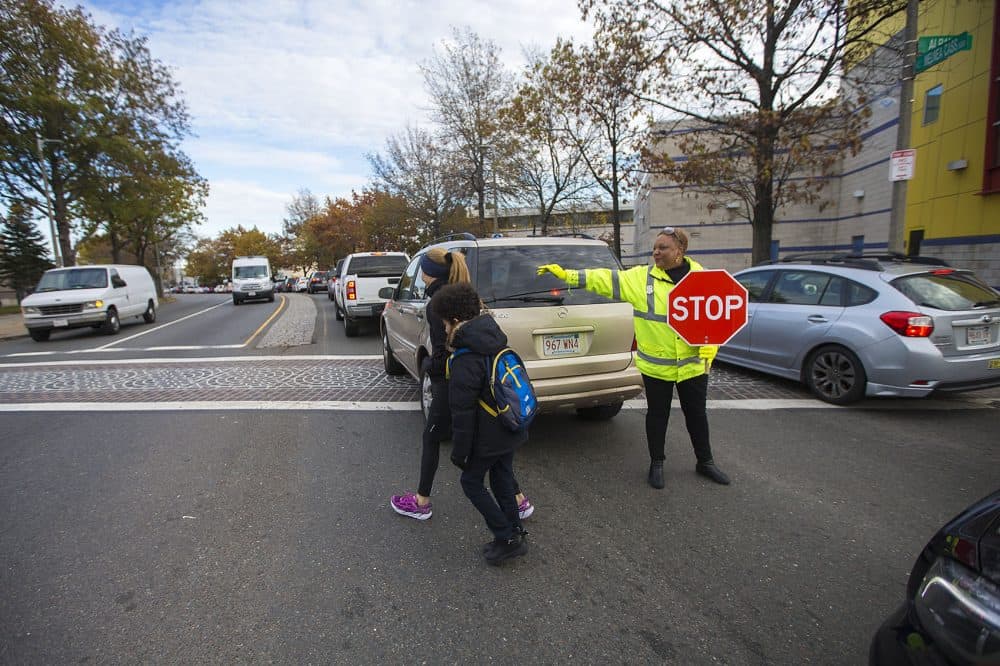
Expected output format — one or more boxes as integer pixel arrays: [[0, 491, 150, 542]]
[[347, 280, 356, 301], [880, 311, 933, 337]]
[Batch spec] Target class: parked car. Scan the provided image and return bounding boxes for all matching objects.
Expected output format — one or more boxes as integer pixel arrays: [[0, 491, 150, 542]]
[[869, 487, 1000, 665], [327, 258, 345, 301], [716, 253, 1000, 404], [380, 233, 644, 420], [307, 270, 329, 294]]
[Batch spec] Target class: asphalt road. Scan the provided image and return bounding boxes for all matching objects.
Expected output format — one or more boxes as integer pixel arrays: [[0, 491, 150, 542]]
[[1, 405, 997, 664]]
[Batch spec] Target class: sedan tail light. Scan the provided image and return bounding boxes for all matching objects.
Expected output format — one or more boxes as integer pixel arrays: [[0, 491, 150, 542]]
[[880, 311, 934, 337]]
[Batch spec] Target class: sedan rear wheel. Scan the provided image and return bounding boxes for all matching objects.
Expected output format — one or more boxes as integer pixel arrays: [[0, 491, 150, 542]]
[[805, 345, 867, 405]]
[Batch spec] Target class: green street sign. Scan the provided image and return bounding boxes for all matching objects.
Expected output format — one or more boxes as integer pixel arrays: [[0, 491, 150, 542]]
[[916, 32, 973, 73]]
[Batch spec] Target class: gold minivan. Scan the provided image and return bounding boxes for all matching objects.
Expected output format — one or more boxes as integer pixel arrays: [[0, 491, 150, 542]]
[[379, 234, 643, 420]]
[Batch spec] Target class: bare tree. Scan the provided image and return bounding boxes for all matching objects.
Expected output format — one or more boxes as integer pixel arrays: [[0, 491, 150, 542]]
[[421, 27, 515, 229], [367, 124, 464, 241], [581, 0, 906, 264]]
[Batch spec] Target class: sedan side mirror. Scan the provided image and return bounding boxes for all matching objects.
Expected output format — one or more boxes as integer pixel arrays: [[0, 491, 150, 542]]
[[378, 286, 395, 299]]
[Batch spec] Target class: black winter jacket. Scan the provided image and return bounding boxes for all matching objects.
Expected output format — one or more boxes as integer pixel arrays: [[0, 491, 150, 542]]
[[423, 279, 449, 379], [448, 314, 528, 465]]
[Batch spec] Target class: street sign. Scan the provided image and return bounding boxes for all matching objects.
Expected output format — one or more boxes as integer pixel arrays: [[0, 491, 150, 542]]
[[916, 32, 972, 73], [667, 269, 749, 346], [890, 149, 916, 182]]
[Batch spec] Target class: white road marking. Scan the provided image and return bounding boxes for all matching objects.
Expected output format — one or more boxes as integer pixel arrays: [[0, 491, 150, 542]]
[[0, 354, 382, 368], [94, 301, 231, 349], [0, 401, 422, 412]]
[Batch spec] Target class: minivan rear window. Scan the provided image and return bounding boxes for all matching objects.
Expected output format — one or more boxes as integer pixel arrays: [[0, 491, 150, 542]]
[[473, 245, 620, 308], [36, 268, 108, 292], [350, 255, 408, 277], [892, 272, 1000, 311]]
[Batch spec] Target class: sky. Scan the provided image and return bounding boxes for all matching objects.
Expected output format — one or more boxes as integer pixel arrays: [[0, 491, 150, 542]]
[[75, 0, 596, 242]]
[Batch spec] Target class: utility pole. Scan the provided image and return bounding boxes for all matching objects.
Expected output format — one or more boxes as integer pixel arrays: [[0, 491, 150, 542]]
[[887, 0, 919, 255], [35, 135, 63, 267]]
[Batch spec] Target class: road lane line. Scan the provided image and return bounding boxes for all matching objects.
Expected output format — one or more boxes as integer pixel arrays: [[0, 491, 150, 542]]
[[242, 296, 287, 347], [0, 354, 382, 368], [0, 401, 423, 412], [94, 301, 230, 350]]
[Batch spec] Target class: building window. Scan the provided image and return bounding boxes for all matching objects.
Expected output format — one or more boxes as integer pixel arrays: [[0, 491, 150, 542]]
[[984, 0, 1000, 192], [923, 84, 943, 125]]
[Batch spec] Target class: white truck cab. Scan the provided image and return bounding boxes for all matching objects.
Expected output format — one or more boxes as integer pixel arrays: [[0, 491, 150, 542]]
[[232, 256, 274, 305]]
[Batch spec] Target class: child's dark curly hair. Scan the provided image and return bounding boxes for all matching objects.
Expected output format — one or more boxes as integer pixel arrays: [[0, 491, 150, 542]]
[[430, 282, 482, 322]]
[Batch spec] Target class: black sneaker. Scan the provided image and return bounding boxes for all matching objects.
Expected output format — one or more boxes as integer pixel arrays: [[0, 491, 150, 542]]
[[696, 461, 731, 485], [484, 534, 528, 565], [648, 462, 665, 489]]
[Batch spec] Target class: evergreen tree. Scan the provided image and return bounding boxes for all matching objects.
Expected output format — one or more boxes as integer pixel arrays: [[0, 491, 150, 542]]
[[0, 202, 53, 304]]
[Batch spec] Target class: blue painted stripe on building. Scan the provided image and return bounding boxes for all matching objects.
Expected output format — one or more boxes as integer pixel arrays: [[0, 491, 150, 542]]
[[665, 118, 898, 166], [621, 234, 997, 262]]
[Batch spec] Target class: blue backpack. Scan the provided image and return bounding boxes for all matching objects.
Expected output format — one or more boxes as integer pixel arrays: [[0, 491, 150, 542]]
[[447, 347, 538, 433]]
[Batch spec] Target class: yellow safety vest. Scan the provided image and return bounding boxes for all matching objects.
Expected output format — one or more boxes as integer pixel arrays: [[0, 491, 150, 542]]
[[565, 257, 716, 383]]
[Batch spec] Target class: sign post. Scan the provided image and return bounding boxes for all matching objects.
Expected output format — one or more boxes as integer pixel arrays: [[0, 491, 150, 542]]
[[667, 270, 749, 371]]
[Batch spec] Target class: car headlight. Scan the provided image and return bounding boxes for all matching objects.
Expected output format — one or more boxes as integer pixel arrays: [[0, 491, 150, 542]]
[[83, 300, 104, 309], [22, 306, 39, 315], [914, 556, 1000, 663]]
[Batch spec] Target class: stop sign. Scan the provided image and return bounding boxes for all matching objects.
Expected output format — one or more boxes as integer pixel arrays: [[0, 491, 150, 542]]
[[667, 270, 748, 346]]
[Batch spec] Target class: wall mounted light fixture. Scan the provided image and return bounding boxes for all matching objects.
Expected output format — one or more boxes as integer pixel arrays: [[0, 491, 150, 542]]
[[946, 159, 968, 171], [852, 189, 865, 198]]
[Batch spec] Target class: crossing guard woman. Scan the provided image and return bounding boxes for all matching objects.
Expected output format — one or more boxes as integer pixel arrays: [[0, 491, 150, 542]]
[[537, 226, 731, 489]]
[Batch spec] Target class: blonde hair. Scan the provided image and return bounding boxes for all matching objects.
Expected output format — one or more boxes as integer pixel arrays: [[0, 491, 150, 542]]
[[425, 247, 471, 284]]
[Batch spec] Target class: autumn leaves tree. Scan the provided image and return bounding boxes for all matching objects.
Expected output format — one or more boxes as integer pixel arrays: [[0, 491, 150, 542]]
[[0, 0, 204, 270]]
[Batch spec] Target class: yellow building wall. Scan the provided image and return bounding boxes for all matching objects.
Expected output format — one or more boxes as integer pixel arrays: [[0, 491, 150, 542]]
[[906, 0, 1000, 246]]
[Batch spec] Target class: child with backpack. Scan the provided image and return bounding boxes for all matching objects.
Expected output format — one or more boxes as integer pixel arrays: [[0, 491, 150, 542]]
[[431, 282, 530, 565]]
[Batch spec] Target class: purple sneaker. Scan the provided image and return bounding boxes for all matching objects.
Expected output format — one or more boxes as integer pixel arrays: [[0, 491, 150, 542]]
[[390, 492, 432, 520], [518, 496, 534, 520]]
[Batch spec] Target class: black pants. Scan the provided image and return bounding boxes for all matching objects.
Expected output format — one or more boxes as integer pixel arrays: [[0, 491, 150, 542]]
[[642, 373, 713, 464], [418, 377, 522, 499], [460, 451, 521, 540]]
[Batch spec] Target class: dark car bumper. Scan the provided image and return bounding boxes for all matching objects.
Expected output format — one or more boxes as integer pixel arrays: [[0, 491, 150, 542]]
[[869, 602, 954, 666]]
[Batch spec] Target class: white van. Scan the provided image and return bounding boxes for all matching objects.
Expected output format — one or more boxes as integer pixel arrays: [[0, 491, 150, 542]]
[[21, 264, 158, 342], [232, 256, 274, 305]]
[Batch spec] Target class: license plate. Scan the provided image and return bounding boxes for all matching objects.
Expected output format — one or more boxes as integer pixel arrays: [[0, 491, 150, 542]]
[[542, 333, 580, 357], [52, 318, 68, 327], [247, 291, 256, 297], [990, 359, 1000, 370], [967, 326, 989, 346]]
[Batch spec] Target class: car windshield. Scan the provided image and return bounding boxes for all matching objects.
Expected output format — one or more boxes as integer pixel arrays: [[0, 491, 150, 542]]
[[35, 268, 108, 292], [892, 272, 1000, 311], [351, 255, 408, 277], [474, 245, 620, 307], [234, 265, 269, 279]]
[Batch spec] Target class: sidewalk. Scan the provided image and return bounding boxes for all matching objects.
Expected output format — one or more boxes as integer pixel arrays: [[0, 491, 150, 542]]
[[0, 314, 25, 340]]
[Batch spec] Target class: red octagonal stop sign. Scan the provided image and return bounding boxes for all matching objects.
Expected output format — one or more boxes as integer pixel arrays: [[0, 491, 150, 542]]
[[667, 269, 749, 346]]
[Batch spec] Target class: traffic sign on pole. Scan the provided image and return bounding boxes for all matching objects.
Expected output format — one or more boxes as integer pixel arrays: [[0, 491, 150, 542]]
[[667, 270, 749, 346]]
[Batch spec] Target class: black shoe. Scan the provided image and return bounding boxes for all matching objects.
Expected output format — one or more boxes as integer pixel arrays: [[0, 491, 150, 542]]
[[696, 461, 731, 485], [648, 462, 665, 489], [481, 527, 527, 553], [484, 534, 528, 565]]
